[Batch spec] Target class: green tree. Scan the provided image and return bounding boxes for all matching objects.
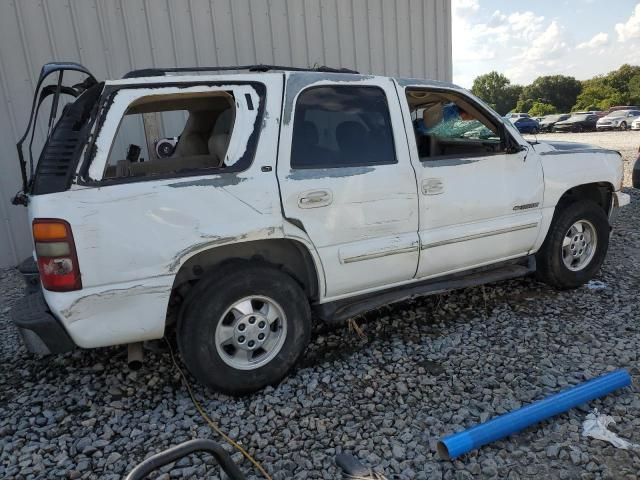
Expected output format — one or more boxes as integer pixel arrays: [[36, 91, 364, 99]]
[[518, 75, 582, 113], [528, 102, 557, 117], [573, 78, 624, 111], [515, 98, 535, 113], [471, 71, 522, 115]]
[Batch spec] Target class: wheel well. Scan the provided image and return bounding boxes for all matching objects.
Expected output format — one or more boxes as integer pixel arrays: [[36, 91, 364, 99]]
[[556, 182, 613, 215], [166, 239, 320, 325]]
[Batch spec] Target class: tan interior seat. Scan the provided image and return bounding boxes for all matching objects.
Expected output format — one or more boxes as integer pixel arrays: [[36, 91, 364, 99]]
[[115, 107, 236, 177], [173, 110, 217, 157], [208, 108, 234, 166]]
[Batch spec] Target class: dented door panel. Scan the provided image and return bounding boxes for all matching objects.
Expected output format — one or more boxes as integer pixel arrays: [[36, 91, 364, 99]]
[[28, 75, 290, 347], [278, 74, 420, 298]]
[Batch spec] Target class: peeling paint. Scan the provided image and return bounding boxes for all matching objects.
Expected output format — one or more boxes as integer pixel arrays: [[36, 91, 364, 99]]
[[540, 148, 619, 156], [283, 72, 375, 125], [286, 166, 374, 180], [167, 226, 280, 272], [167, 175, 246, 188], [422, 158, 480, 167], [396, 77, 461, 89], [61, 284, 171, 323]]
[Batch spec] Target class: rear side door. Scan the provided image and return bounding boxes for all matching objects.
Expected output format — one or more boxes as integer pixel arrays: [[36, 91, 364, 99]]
[[396, 83, 544, 279], [277, 74, 419, 299]]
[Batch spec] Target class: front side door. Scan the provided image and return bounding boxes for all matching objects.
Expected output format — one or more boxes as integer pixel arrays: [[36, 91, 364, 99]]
[[397, 83, 544, 279], [277, 75, 419, 299]]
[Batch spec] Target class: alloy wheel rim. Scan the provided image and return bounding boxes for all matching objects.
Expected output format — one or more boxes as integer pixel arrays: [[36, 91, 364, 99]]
[[214, 295, 287, 370], [561, 219, 597, 271]]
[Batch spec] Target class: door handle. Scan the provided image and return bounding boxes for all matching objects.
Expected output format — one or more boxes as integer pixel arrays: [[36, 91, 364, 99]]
[[422, 178, 444, 195], [298, 189, 332, 208]]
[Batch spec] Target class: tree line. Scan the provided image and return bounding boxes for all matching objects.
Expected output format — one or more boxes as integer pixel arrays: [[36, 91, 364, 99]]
[[471, 64, 640, 117]]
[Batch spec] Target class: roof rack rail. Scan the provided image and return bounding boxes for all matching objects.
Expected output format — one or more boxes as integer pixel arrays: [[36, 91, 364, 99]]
[[122, 64, 359, 79]]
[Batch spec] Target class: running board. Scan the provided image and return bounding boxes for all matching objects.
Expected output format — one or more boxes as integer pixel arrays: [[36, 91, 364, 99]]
[[314, 256, 535, 324]]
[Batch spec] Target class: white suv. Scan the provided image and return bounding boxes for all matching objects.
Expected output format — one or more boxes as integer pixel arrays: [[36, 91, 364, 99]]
[[11, 63, 630, 394], [597, 110, 640, 131]]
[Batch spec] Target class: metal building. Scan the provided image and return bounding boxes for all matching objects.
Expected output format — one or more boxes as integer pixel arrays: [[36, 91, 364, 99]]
[[0, 0, 452, 268]]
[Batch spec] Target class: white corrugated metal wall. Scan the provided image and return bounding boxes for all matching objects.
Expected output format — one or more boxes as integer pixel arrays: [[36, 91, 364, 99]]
[[0, 0, 451, 268]]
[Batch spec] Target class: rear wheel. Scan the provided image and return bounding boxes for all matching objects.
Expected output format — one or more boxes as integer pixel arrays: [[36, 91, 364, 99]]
[[177, 263, 311, 395], [536, 201, 610, 289], [620, 121, 628, 131]]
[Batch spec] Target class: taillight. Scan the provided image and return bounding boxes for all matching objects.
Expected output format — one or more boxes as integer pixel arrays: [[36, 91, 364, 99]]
[[32, 219, 82, 291]]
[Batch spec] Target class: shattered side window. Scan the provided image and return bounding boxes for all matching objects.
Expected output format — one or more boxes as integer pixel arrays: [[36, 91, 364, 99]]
[[406, 89, 505, 160]]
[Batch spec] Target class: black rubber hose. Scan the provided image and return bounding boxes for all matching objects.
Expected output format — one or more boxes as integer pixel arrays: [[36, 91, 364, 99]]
[[124, 439, 245, 480]]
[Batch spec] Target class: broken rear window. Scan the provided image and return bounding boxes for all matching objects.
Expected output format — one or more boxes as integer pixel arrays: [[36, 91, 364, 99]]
[[103, 91, 237, 179]]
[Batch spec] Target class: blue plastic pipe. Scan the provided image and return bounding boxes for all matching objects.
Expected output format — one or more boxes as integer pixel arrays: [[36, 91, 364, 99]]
[[438, 369, 631, 460]]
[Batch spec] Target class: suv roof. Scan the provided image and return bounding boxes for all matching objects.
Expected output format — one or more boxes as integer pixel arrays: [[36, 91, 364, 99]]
[[110, 64, 461, 90], [122, 64, 360, 78]]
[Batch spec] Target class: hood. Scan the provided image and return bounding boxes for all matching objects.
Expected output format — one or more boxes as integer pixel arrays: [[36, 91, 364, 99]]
[[542, 141, 600, 151], [532, 140, 617, 156]]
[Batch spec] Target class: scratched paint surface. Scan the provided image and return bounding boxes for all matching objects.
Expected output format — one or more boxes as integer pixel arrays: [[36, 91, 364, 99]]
[[25, 71, 629, 351]]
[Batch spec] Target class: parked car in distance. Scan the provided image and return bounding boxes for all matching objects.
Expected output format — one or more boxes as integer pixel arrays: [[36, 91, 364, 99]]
[[539, 114, 571, 132], [553, 114, 599, 132], [10, 62, 630, 394], [596, 110, 640, 131], [504, 113, 540, 134], [631, 118, 640, 130], [607, 105, 640, 113]]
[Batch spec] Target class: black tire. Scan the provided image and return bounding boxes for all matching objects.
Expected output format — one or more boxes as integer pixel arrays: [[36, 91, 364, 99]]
[[535, 200, 610, 289], [177, 262, 311, 395], [620, 121, 627, 131]]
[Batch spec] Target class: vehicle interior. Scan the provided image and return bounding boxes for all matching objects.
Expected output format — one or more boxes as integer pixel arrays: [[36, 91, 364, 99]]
[[104, 91, 235, 179], [405, 89, 503, 160]]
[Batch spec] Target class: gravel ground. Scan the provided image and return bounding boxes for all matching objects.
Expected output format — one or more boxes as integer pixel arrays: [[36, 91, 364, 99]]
[[1, 134, 639, 479]]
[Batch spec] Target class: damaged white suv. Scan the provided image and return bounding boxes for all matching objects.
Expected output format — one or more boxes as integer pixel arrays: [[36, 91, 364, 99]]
[[11, 63, 630, 394]]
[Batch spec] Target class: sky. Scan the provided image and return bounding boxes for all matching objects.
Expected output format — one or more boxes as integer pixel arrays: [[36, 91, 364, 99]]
[[452, 0, 640, 88]]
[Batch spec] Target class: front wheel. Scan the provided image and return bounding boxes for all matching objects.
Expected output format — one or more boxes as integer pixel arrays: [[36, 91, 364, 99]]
[[535, 201, 610, 289], [177, 263, 311, 395], [620, 122, 627, 131]]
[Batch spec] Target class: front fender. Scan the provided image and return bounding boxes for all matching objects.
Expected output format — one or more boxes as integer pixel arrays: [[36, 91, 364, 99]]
[[536, 145, 622, 208]]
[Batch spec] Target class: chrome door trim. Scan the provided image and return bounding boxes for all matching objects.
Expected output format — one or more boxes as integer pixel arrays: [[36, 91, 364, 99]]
[[421, 222, 539, 250], [341, 243, 419, 264]]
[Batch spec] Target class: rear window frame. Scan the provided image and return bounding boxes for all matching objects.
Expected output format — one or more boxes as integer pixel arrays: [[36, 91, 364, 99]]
[[77, 80, 266, 187], [290, 84, 398, 170]]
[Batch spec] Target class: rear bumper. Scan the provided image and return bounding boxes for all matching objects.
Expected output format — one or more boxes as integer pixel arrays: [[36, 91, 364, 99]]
[[11, 291, 76, 354], [11, 257, 76, 354]]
